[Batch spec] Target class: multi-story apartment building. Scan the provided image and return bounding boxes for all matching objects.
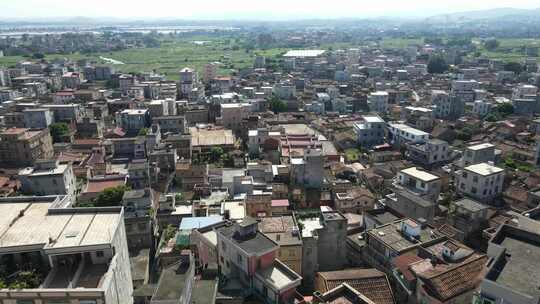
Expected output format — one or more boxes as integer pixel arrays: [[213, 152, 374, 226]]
[[62, 72, 81, 89], [179, 67, 198, 97], [122, 188, 154, 249], [462, 143, 496, 167], [448, 198, 490, 242], [258, 216, 303, 275], [219, 103, 251, 131], [387, 123, 429, 146], [432, 90, 465, 120], [473, 100, 494, 117], [153, 115, 187, 134], [18, 159, 76, 197], [353, 115, 386, 148], [216, 218, 302, 304], [0, 128, 54, 167], [406, 139, 451, 168], [0, 196, 133, 304], [457, 162, 505, 203], [203, 62, 219, 83], [119, 74, 135, 93], [110, 137, 147, 159], [295, 211, 347, 290], [333, 187, 375, 214], [451, 80, 479, 103], [23, 108, 54, 129], [368, 91, 389, 113], [401, 106, 434, 131], [291, 149, 325, 189], [116, 109, 151, 135], [512, 84, 538, 100], [127, 159, 151, 189], [475, 225, 540, 304], [395, 167, 442, 202], [43, 104, 84, 123]]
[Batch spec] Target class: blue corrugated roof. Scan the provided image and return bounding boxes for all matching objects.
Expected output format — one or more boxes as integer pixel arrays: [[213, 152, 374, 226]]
[[179, 216, 223, 230]]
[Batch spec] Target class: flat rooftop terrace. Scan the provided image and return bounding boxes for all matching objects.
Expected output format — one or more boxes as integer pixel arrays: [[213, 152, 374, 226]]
[[0, 198, 121, 254], [368, 220, 441, 252], [492, 234, 540, 297]]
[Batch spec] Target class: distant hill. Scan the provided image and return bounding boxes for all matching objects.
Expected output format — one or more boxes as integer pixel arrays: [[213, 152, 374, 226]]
[[426, 7, 540, 22]]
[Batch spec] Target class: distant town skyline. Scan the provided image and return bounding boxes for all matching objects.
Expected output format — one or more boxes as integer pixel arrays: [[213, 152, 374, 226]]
[[1, 0, 539, 20]]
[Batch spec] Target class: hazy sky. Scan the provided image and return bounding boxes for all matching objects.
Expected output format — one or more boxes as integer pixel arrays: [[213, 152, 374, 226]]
[[1, 0, 539, 19]]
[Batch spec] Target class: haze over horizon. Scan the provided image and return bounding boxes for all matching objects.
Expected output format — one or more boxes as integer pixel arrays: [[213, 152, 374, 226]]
[[1, 0, 539, 20]]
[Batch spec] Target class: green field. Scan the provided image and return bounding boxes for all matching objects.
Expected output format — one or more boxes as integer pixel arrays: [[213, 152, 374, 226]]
[[1, 36, 539, 79], [0, 37, 288, 80], [474, 38, 540, 63]]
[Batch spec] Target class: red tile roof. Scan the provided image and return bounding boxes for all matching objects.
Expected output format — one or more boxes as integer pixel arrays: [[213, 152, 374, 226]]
[[318, 269, 395, 304], [392, 254, 423, 282], [411, 253, 487, 302], [83, 176, 126, 194]]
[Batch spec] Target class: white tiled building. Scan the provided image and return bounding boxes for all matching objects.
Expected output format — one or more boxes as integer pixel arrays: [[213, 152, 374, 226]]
[[0, 196, 133, 304], [396, 167, 442, 202], [388, 122, 429, 146], [368, 91, 389, 113], [18, 159, 76, 197], [457, 162, 505, 203]]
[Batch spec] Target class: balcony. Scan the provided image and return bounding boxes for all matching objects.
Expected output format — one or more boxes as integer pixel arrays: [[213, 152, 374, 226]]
[[42, 253, 110, 289]]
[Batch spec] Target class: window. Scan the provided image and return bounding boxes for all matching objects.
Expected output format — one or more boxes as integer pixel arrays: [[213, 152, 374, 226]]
[[462, 172, 468, 178], [471, 187, 477, 194], [473, 176, 478, 183], [221, 241, 226, 251], [96, 251, 104, 258], [237, 254, 243, 263]]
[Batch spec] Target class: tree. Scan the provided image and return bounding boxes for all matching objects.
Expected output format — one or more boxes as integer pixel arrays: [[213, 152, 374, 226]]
[[49, 122, 69, 143], [447, 37, 471, 47], [427, 56, 449, 74], [210, 147, 224, 163], [32, 52, 45, 59], [504, 62, 523, 74], [138, 128, 149, 136], [496, 103, 514, 117], [95, 185, 130, 207], [424, 37, 443, 45], [163, 224, 177, 242], [484, 39, 500, 51], [269, 97, 287, 113]]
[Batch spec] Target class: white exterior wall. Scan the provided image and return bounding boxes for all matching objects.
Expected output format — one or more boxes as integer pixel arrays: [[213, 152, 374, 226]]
[[103, 212, 134, 304], [458, 169, 504, 201], [23, 109, 54, 129], [19, 166, 76, 197], [473, 100, 493, 116], [368, 92, 389, 113]]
